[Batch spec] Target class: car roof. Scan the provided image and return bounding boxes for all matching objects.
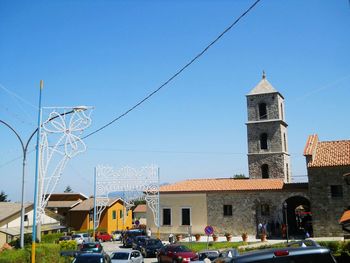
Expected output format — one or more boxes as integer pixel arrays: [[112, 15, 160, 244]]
[[234, 246, 331, 261]]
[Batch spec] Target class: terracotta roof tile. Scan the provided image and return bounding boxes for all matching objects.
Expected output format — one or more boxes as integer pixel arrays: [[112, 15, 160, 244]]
[[70, 197, 122, 211], [303, 134, 318, 156], [160, 178, 284, 193], [133, 204, 147, 213], [339, 210, 350, 223], [308, 140, 350, 168]]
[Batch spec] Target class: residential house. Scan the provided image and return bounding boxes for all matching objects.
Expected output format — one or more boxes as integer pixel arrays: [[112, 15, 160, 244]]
[[69, 197, 133, 233], [0, 202, 63, 246], [46, 192, 88, 228], [133, 204, 147, 226]]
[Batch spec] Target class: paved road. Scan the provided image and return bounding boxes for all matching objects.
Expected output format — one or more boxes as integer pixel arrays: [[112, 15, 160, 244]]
[[101, 240, 157, 263]]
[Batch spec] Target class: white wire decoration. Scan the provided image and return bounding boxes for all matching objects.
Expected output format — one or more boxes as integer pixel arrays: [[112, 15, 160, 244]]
[[95, 165, 160, 229], [36, 106, 92, 223]]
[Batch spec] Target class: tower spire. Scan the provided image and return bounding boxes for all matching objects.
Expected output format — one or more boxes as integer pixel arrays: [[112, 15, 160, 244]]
[[262, 70, 266, 79]]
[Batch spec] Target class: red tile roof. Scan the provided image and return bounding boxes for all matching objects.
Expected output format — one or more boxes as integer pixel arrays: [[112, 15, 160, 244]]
[[303, 134, 319, 156], [307, 140, 350, 168], [339, 210, 350, 223], [160, 178, 284, 193], [133, 204, 147, 213]]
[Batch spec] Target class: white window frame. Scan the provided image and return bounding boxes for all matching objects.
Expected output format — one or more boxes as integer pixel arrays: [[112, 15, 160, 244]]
[[180, 207, 192, 226], [162, 207, 172, 226]]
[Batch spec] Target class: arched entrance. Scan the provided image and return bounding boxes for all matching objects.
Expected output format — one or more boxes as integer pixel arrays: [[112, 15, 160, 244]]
[[283, 196, 312, 238]]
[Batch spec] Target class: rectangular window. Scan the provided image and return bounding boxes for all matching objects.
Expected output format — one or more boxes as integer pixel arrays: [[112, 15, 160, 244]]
[[112, 210, 116, 219], [223, 205, 233, 216], [120, 210, 123, 218], [331, 185, 343, 198], [181, 208, 191, 225], [24, 215, 28, 221], [261, 204, 270, 216], [163, 208, 171, 226]]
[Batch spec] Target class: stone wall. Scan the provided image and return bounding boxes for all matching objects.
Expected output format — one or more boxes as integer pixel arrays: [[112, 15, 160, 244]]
[[207, 188, 308, 236], [248, 153, 288, 180], [246, 93, 282, 121], [308, 166, 350, 236]]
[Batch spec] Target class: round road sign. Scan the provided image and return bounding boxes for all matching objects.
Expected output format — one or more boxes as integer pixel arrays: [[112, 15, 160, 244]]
[[204, 225, 214, 235]]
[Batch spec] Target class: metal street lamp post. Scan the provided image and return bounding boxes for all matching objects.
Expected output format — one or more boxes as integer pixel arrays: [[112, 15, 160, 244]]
[[283, 201, 289, 243], [0, 101, 87, 248]]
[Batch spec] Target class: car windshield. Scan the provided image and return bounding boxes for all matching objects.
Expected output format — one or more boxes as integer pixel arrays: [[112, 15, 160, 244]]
[[72, 235, 81, 238], [111, 252, 129, 260], [83, 234, 89, 237], [175, 246, 191, 252]]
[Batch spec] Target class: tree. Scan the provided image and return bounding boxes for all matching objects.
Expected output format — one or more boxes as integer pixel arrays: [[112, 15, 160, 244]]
[[232, 174, 248, 179], [0, 190, 10, 202], [64, 185, 73, 193]]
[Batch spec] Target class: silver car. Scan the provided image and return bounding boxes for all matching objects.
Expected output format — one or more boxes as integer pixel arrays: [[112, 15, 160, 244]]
[[72, 233, 90, 244], [110, 249, 144, 263]]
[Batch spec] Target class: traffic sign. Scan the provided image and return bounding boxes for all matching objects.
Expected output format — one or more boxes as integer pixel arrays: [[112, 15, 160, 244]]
[[204, 225, 214, 235]]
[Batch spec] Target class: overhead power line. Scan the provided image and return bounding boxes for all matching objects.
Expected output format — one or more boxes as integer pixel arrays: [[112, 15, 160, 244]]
[[82, 0, 262, 140]]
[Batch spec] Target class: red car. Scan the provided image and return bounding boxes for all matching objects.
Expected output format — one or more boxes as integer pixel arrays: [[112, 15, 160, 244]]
[[157, 244, 198, 263], [95, 232, 113, 242]]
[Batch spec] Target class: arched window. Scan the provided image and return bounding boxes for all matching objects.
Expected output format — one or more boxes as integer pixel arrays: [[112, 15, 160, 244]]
[[280, 103, 284, 120], [261, 164, 269, 179], [260, 133, 268, 150], [259, 103, 267, 119], [284, 133, 287, 152]]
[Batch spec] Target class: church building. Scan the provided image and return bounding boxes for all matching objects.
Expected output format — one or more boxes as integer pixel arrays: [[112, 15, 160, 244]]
[[146, 74, 349, 239]]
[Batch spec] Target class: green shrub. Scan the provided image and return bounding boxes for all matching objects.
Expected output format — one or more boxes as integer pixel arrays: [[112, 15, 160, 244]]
[[8, 234, 32, 249], [59, 240, 77, 251], [0, 249, 30, 263], [41, 233, 64, 244]]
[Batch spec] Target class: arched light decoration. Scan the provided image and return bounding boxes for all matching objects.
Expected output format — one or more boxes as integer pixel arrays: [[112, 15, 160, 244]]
[[36, 106, 93, 223], [94, 165, 160, 229]]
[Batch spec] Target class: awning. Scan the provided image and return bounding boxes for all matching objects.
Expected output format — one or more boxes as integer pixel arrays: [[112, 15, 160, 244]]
[[339, 210, 350, 224], [0, 224, 66, 237]]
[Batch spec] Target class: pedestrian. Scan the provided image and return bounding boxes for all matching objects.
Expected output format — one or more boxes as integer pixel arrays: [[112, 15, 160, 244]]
[[147, 228, 152, 237]]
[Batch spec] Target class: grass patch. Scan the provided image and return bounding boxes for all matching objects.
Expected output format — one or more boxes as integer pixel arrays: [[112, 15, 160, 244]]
[[180, 241, 245, 252]]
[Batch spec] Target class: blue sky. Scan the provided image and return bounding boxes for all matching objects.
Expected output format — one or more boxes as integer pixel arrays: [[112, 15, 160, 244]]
[[0, 0, 349, 202]]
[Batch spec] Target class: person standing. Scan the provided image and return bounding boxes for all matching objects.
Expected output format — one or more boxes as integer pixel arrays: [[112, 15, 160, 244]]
[[147, 228, 152, 237]]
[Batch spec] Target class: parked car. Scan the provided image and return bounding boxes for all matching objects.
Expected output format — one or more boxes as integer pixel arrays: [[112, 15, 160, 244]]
[[112, 230, 123, 241], [132, 236, 149, 250], [139, 238, 163, 258], [96, 232, 113, 242], [122, 229, 145, 247], [197, 250, 220, 261], [157, 244, 198, 263], [79, 241, 103, 253], [214, 240, 337, 263], [72, 252, 111, 263], [72, 233, 90, 244], [57, 235, 72, 243], [110, 249, 144, 263]]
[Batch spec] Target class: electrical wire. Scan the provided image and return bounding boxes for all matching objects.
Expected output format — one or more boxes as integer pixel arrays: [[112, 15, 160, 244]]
[[81, 0, 262, 140]]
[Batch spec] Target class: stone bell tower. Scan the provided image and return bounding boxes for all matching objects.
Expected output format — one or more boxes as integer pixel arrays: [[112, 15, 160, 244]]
[[246, 72, 291, 182]]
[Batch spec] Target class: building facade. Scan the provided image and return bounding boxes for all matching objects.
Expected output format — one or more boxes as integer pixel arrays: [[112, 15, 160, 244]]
[[146, 74, 348, 239], [304, 134, 350, 236]]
